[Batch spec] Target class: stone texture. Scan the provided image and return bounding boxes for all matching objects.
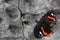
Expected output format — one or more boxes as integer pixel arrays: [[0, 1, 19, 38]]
[[0, 0, 60, 40]]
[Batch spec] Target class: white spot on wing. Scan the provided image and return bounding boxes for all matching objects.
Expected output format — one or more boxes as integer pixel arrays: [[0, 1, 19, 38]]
[[51, 13, 54, 16], [39, 32, 42, 34]]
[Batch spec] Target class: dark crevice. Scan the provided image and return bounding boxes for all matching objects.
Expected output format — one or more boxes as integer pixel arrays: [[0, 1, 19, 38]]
[[22, 21, 30, 25], [17, 0, 28, 40], [17, 0, 23, 17], [0, 17, 3, 23]]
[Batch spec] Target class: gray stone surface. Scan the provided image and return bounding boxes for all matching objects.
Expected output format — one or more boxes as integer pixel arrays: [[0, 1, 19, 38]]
[[0, 0, 60, 40]]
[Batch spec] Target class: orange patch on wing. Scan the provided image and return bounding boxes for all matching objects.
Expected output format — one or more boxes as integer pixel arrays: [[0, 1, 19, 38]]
[[47, 32, 53, 37], [41, 27, 47, 35], [48, 16, 56, 22]]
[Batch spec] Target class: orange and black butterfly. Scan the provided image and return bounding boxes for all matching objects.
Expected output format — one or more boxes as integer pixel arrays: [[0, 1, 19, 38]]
[[34, 10, 57, 38]]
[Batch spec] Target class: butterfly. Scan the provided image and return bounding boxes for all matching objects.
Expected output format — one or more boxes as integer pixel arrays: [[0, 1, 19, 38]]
[[34, 10, 57, 38]]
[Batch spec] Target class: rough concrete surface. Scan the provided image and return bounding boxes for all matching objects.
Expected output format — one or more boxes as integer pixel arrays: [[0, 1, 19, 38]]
[[0, 0, 59, 40]]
